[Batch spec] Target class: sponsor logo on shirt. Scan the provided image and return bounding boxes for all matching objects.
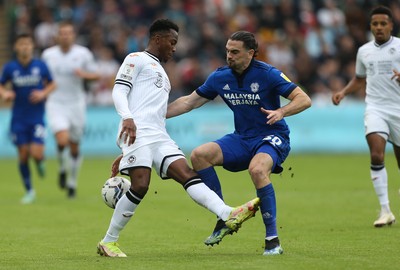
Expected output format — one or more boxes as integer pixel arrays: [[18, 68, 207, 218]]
[[154, 72, 163, 88], [223, 93, 260, 106], [223, 84, 230, 90], [280, 72, 291, 82], [121, 64, 134, 80]]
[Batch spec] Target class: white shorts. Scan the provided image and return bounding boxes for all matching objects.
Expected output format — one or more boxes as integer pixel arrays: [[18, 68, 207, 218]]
[[46, 101, 86, 142], [364, 108, 400, 146], [118, 131, 186, 179]]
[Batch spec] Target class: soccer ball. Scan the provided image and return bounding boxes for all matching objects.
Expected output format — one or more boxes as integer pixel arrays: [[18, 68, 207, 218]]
[[101, 176, 131, 209]]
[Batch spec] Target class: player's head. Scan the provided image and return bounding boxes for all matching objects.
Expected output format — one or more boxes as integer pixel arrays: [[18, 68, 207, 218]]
[[369, 6, 393, 44], [226, 31, 258, 74], [147, 19, 179, 63], [57, 21, 76, 50], [13, 33, 34, 61]]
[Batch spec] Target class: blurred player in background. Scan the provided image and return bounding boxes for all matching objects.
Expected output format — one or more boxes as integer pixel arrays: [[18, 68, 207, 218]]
[[0, 33, 55, 204], [167, 31, 311, 255], [97, 19, 260, 258], [332, 5, 400, 227], [42, 21, 100, 198]]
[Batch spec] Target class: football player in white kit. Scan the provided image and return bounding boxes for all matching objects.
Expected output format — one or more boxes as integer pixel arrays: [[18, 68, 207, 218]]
[[332, 6, 400, 227], [42, 21, 100, 198], [96, 19, 260, 257]]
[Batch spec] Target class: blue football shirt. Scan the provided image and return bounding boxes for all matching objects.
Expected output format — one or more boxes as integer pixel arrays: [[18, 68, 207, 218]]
[[197, 59, 297, 137], [0, 59, 53, 124]]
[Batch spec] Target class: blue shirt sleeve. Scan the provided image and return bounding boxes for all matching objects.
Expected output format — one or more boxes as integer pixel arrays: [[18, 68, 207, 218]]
[[266, 67, 297, 98], [0, 63, 11, 85], [196, 71, 219, 100]]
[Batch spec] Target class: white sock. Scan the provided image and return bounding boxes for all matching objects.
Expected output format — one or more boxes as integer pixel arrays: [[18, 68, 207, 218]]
[[184, 178, 233, 221], [102, 191, 141, 243], [371, 165, 391, 214], [67, 155, 82, 189]]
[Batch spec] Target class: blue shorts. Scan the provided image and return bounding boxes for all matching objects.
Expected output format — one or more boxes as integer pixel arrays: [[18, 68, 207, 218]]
[[10, 121, 46, 146], [215, 133, 291, 174]]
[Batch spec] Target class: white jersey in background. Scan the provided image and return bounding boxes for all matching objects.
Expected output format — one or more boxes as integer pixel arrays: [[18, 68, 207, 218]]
[[112, 51, 171, 137], [42, 44, 98, 104], [356, 36, 400, 113]]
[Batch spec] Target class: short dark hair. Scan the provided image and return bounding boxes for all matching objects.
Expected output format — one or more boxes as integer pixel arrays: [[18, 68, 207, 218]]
[[14, 33, 33, 43], [370, 5, 393, 20], [149, 19, 179, 37], [229, 31, 258, 57]]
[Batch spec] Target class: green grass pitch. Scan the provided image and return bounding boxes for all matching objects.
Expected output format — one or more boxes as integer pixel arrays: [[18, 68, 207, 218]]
[[1, 153, 399, 270]]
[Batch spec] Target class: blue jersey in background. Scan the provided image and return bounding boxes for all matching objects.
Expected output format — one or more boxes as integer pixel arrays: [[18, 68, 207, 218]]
[[0, 59, 53, 125]]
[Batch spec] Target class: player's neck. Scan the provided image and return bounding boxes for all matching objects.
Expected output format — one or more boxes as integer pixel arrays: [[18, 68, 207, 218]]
[[60, 44, 72, 53], [18, 56, 32, 67]]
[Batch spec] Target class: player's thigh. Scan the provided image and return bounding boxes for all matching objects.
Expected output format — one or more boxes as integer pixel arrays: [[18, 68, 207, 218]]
[[393, 144, 400, 168], [30, 143, 45, 160], [17, 144, 30, 163], [167, 158, 198, 185], [128, 167, 152, 195], [191, 142, 223, 169]]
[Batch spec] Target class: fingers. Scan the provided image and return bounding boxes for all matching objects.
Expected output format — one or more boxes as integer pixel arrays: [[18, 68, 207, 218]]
[[119, 129, 136, 146]]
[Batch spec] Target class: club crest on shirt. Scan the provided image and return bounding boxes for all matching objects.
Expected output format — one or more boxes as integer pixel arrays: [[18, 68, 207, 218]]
[[127, 155, 136, 164], [32, 67, 40, 75], [154, 72, 163, 88], [389, 47, 396, 55], [250, 82, 259, 93]]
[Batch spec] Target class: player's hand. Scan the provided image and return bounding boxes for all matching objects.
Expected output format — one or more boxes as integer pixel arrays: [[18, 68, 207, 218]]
[[1, 90, 15, 102], [261, 107, 284, 125], [119, 118, 137, 146], [391, 69, 400, 84], [74, 69, 86, 78], [332, 91, 345, 105], [29, 90, 46, 104], [110, 154, 123, 177]]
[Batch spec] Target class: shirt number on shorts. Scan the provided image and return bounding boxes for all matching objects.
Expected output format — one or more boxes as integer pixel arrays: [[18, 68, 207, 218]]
[[262, 135, 282, 146], [34, 124, 46, 139]]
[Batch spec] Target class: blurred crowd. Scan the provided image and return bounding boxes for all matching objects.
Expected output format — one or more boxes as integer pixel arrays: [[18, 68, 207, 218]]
[[4, 0, 400, 106]]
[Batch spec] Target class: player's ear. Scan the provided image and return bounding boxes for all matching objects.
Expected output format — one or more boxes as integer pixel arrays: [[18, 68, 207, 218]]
[[248, 49, 255, 58]]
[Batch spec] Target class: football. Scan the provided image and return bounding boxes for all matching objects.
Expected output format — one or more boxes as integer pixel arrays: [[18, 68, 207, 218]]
[[101, 176, 131, 209]]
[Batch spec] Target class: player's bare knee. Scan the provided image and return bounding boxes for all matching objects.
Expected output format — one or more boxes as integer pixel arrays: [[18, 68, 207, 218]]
[[130, 183, 148, 197], [370, 152, 384, 165], [191, 147, 205, 163]]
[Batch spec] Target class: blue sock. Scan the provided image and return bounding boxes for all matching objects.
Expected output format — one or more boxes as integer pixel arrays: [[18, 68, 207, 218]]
[[19, 162, 32, 191], [257, 183, 277, 238], [197, 167, 224, 200]]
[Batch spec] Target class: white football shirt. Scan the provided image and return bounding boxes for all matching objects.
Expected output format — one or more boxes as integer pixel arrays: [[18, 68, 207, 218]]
[[112, 51, 171, 136], [356, 36, 400, 113], [42, 44, 97, 104]]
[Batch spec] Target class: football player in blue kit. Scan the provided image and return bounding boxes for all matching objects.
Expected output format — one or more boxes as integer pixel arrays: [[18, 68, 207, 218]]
[[0, 33, 56, 204], [167, 31, 311, 255]]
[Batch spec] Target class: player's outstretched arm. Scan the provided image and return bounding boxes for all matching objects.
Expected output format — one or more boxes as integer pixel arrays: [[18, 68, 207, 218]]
[[166, 90, 209, 118], [332, 76, 366, 105], [261, 87, 311, 125]]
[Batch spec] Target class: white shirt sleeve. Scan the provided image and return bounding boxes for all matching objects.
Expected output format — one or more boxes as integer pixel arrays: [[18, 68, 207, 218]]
[[355, 49, 366, 78], [112, 83, 133, 120]]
